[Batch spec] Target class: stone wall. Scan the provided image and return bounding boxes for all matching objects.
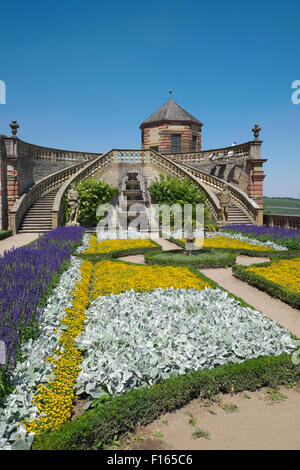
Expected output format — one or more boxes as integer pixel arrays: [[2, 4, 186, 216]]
[[32, 160, 76, 184], [189, 156, 250, 193]]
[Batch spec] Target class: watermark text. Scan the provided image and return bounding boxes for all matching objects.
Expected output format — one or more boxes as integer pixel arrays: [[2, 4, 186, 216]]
[[0, 80, 6, 104], [291, 80, 300, 104]]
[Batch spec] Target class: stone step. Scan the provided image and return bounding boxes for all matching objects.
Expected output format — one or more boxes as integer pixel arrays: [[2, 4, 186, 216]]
[[29, 211, 53, 214], [21, 223, 52, 227], [22, 219, 52, 223], [19, 188, 60, 232], [19, 229, 52, 233]]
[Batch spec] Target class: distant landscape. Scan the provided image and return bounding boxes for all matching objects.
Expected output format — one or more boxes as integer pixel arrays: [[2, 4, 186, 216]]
[[264, 197, 300, 216]]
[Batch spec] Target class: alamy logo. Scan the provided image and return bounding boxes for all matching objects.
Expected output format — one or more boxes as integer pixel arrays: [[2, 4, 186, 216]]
[[95, 201, 205, 249], [291, 80, 300, 104], [0, 341, 6, 365], [0, 80, 6, 104]]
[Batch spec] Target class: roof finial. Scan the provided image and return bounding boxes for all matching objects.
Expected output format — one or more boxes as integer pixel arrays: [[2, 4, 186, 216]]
[[169, 89, 172, 100]]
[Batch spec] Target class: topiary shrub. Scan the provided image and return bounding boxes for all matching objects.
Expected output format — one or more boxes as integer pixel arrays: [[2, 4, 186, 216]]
[[149, 174, 210, 232], [64, 178, 118, 227], [149, 174, 206, 206]]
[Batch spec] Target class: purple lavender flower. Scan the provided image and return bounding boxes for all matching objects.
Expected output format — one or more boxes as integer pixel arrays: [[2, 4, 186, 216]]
[[0, 226, 84, 379], [221, 224, 300, 249]]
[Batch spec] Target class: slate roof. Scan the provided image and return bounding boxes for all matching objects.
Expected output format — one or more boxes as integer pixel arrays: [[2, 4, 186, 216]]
[[140, 99, 203, 128]]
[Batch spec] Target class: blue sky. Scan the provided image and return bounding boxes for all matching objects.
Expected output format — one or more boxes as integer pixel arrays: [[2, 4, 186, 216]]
[[0, 0, 299, 197]]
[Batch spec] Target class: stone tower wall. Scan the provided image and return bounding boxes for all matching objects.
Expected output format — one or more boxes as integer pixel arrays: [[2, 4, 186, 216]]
[[142, 122, 202, 154]]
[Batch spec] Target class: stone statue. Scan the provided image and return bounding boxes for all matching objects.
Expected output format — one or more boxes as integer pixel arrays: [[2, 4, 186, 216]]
[[67, 184, 80, 226], [219, 185, 231, 222]]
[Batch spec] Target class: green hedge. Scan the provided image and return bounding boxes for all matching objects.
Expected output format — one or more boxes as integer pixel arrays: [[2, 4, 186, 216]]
[[33, 353, 300, 450], [232, 264, 300, 310], [170, 237, 276, 258], [269, 250, 300, 261], [144, 249, 236, 269], [0, 230, 12, 241]]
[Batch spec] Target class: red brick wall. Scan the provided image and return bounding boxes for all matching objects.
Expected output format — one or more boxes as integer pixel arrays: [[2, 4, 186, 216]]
[[246, 160, 266, 209]]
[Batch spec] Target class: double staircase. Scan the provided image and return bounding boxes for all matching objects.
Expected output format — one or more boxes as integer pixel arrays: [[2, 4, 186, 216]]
[[11, 148, 260, 234], [17, 184, 253, 234], [18, 189, 59, 233]]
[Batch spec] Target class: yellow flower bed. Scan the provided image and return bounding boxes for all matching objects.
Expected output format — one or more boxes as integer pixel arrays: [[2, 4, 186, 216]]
[[92, 260, 211, 298], [25, 260, 94, 437], [181, 236, 273, 251], [247, 258, 300, 295], [84, 235, 156, 254]]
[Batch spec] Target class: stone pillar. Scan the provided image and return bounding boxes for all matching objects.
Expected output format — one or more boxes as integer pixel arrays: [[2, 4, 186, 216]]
[[0, 135, 8, 230], [5, 137, 19, 212], [246, 130, 267, 225], [247, 159, 267, 208]]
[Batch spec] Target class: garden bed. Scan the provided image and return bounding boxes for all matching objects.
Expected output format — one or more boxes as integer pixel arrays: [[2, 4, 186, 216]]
[[77, 235, 161, 262], [2, 230, 299, 451], [32, 256, 298, 450], [221, 224, 300, 251], [233, 257, 300, 310], [171, 237, 275, 257]]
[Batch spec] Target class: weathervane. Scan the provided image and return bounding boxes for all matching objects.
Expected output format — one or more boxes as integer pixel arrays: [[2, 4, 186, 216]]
[[169, 89, 172, 100]]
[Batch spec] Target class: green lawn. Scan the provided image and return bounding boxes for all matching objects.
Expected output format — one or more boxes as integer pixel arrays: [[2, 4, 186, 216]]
[[264, 197, 300, 216]]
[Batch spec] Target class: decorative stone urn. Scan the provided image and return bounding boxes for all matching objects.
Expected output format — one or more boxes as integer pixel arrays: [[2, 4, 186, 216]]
[[9, 120, 19, 137]]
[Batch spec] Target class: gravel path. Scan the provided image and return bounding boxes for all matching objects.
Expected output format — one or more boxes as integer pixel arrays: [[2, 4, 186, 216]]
[[120, 384, 300, 450], [0, 233, 39, 255]]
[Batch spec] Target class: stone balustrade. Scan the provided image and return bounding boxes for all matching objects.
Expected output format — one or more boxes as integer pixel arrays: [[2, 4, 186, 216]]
[[264, 214, 300, 230], [179, 162, 261, 224], [164, 141, 252, 164], [117, 150, 144, 164], [6, 137, 102, 163]]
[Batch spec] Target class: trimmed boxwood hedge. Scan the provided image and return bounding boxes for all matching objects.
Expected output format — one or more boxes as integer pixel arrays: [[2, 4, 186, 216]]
[[144, 249, 236, 269], [269, 250, 300, 261], [32, 354, 300, 450], [0, 230, 12, 241], [233, 263, 300, 310], [170, 237, 276, 258]]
